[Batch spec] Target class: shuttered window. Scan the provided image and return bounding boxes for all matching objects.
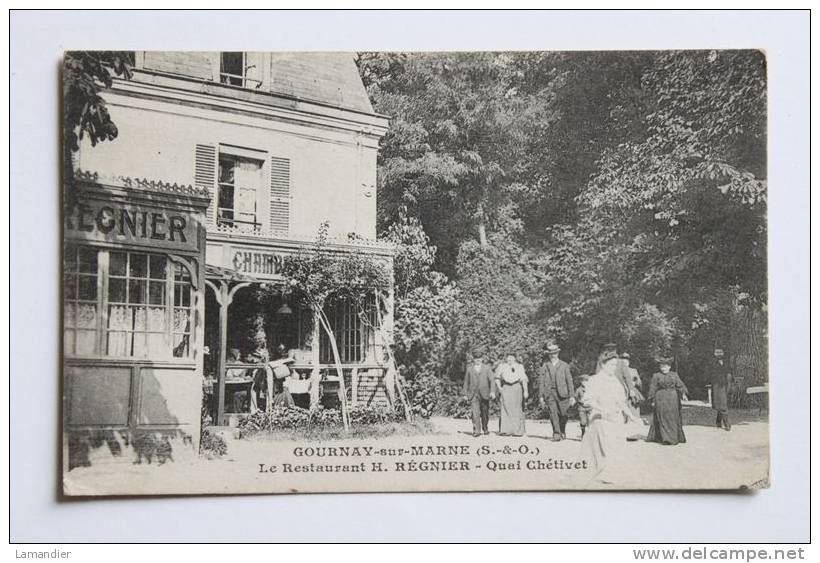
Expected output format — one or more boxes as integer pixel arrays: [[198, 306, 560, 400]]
[[195, 144, 217, 225], [269, 157, 290, 234]]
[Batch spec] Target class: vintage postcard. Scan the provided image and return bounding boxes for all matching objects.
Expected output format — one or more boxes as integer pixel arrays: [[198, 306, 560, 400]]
[[61, 50, 769, 495]]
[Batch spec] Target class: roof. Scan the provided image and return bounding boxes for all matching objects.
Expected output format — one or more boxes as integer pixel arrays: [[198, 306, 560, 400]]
[[205, 264, 258, 283], [269, 52, 374, 114], [137, 51, 376, 115]]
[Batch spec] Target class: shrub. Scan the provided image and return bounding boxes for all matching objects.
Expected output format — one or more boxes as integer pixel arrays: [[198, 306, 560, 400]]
[[403, 373, 441, 418], [200, 428, 228, 459], [385, 215, 462, 382], [349, 404, 400, 425], [237, 404, 401, 436], [311, 406, 343, 427], [454, 235, 550, 370], [438, 394, 472, 419], [238, 406, 312, 434], [199, 396, 227, 458]]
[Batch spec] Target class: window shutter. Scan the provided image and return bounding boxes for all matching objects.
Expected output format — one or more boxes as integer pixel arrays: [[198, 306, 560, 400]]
[[195, 144, 217, 226], [269, 157, 291, 233]]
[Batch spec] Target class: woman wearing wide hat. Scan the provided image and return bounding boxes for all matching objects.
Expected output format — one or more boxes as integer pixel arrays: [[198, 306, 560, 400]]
[[580, 349, 634, 483], [646, 357, 688, 445]]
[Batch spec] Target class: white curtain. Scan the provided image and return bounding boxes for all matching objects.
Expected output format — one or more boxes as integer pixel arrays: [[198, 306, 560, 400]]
[[107, 305, 167, 358], [234, 159, 262, 227]]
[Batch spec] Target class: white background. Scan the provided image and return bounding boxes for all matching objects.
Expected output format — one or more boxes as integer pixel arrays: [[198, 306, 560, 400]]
[[8, 9, 810, 543]]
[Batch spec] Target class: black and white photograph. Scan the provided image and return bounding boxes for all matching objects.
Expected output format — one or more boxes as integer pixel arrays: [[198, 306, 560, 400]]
[[8, 5, 813, 550], [58, 47, 771, 495]]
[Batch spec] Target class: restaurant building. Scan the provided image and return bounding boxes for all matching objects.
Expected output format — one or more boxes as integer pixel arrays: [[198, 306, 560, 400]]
[[64, 52, 393, 468]]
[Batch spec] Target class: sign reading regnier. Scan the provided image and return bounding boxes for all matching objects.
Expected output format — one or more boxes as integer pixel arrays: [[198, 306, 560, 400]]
[[65, 199, 200, 252]]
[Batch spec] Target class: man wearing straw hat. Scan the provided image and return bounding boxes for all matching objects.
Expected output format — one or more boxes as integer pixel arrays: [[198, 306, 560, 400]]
[[538, 342, 575, 441]]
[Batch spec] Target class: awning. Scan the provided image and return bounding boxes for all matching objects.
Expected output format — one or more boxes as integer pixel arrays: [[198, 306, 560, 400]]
[[205, 264, 257, 283]]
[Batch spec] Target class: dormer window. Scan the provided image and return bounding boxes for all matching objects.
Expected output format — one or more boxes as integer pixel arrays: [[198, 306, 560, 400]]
[[219, 52, 262, 89]]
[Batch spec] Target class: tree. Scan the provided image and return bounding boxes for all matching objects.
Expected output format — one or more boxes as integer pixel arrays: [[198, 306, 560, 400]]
[[543, 50, 767, 380], [357, 50, 768, 392], [383, 214, 460, 381], [359, 52, 551, 270], [63, 51, 133, 204], [277, 223, 391, 430]]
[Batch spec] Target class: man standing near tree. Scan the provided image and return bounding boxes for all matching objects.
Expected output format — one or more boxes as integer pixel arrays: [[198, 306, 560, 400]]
[[538, 343, 575, 441], [711, 348, 732, 431], [463, 353, 495, 437]]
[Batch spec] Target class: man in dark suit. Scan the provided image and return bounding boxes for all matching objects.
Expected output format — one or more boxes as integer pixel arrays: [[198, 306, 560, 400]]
[[463, 353, 495, 436], [538, 343, 575, 441], [711, 348, 732, 431]]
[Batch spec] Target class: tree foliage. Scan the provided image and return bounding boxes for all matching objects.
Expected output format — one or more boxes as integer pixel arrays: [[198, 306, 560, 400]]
[[272, 223, 392, 429], [63, 51, 133, 205], [361, 50, 768, 390], [63, 51, 133, 152], [358, 52, 553, 270], [383, 214, 460, 380]]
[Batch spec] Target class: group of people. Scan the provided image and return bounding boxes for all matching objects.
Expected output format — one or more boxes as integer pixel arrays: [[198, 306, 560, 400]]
[[223, 344, 320, 413], [462, 343, 734, 483]]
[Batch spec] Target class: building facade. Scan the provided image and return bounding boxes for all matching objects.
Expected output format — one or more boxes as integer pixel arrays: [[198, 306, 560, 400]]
[[64, 52, 392, 468]]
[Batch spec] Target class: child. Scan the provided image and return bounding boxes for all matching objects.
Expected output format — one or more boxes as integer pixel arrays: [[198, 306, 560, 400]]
[[574, 373, 592, 438]]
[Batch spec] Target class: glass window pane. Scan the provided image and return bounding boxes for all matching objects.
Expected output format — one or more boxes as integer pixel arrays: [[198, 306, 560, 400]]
[[174, 264, 191, 282], [108, 278, 127, 303], [172, 333, 190, 358], [149, 281, 165, 305], [76, 303, 98, 329], [129, 253, 147, 278], [149, 255, 167, 280], [78, 247, 98, 273], [132, 332, 148, 358], [76, 330, 97, 355], [63, 302, 76, 327], [132, 307, 148, 330], [148, 307, 167, 331], [146, 333, 167, 358], [63, 274, 76, 300], [107, 331, 130, 356], [107, 305, 131, 330], [220, 52, 243, 76], [219, 157, 235, 183], [219, 185, 234, 209], [110, 251, 127, 276], [63, 330, 75, 354], [174, 284, 191, 307], [78, 275, 97, 301], [128, 280, 146, 304], [173, 308, 191, 332], [63, 247, 77, 272]]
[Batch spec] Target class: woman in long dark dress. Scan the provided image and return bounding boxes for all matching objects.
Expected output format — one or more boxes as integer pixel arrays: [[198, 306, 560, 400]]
[[646, 357, 688, 445]]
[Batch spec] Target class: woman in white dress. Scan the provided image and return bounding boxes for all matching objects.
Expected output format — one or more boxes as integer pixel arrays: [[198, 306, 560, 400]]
[[581, 349, 637, 484], [494, 354, 528, 436]]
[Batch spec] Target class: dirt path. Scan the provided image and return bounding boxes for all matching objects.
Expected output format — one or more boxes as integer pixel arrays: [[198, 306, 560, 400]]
[[64, 408, 769, 495], [429, 412, 769, 490]]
